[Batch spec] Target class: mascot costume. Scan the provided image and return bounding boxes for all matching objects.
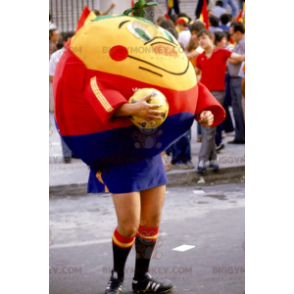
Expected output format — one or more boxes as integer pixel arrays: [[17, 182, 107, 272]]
[[53, 1, 225, 293]]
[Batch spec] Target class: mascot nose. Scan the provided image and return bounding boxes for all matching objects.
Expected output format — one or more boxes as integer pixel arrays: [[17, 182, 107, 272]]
[[109, 45, 128, 61], [152, 43, 178, 57]]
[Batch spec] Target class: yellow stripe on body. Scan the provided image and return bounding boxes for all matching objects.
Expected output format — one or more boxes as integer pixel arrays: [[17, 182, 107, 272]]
[[96, 172, 109, 193], [90, 77, 113, 113], [112, 233, 134, 248], [137, 232, 158, 240]]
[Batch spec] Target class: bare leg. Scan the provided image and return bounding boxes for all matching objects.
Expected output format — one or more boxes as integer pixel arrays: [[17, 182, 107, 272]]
[[112, 191, 141, 237], [140, 185, 166, 227]]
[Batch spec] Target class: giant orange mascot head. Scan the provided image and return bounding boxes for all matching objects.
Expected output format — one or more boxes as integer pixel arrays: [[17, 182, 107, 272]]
[[53, 2, 225, 192]]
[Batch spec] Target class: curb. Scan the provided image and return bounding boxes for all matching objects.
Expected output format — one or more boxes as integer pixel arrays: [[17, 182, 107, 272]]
[[167, 165, 245, 186], [49, 165, 245, 196]]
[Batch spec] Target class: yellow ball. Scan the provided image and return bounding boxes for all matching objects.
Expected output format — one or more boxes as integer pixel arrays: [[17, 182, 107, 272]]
[[128, 88, 169, 129]]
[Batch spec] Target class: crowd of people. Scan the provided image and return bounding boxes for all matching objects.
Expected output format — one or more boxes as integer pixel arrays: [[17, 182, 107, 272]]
[[49, 0, 245, 173], [158, 0, 245, 173]]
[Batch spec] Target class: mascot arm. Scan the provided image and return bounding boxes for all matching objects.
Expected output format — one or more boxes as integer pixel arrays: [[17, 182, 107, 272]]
[[85, 77, 128, 124], [195, 82, 226, 127]]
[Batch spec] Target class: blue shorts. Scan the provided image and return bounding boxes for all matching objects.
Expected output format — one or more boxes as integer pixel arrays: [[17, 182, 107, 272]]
[[87, 154, 168, 194]]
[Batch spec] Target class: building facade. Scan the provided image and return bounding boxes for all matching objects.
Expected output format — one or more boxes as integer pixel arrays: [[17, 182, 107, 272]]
[[49, 0, 243, 34]]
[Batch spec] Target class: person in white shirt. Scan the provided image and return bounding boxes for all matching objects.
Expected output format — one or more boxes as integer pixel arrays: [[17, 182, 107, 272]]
[[211, 1, 226, 18], [49, 33, 74, 162], [176, 17, 191, 53], [209, 15, 223, 33]]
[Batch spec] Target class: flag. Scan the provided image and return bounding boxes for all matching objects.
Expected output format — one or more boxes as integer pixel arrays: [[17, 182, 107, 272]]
[[199, 0, 209, 29], [236, 10, 243, 22], [76, 6, 97, 32], [236, 0, 245, 23], [167, 0, 174, 10], [166, 0, 173, 19], [242, 1, 245, 25], [164, 13, 170, 20]]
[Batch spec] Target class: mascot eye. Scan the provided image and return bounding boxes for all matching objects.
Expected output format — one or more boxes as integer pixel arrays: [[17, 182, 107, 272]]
[[135, 28, 152, 41], [159, 27, 177, 44], [128, 22, 152, 42]]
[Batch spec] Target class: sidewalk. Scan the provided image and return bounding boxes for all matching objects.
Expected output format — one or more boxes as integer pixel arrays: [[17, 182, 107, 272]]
[[49, 113, 245, 193]]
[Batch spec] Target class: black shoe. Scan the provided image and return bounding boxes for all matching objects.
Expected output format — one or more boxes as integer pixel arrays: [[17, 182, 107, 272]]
[[216, 143, 225, 152], [63, 157, 71, 163], [132, 272, 175, 293], [228, 140, 245, 144], [105, 271, 123, 294]]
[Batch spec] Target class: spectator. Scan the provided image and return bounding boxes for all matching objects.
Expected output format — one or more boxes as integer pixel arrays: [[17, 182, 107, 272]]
[[188, 22, 203, 66], [169, 129, 194, 170], [176, 17, 191, 52], [188, 20, 206, 142], [213, 31, 230, 148], [93, 2, 115, 16], [49, 33, 74, 83], [209, 15, 223, 33], [159, 19, 178, 39], [186, 21, 206, 61], [239, 62, 245, 119], [222, 0, 237, 17], [174, 13, 191, 33], [222, 30, 235, 136], [190, 21, 206, 49], [187, 28, 235, 146], [49, 29, 60, 59], [195, 29, 244, 172], [223, 31, 234, 50], [166, 0, 181, 17], [166, 27, 178, 39], [211, 1, 226, 18], [157, 16, 166, 26], [160, 19, 175, 30], [49, 33, 75, 162], [177, 12, 191, 23], [208, 10, 214, 17], [214, 31, 227, 48], [187, 37, 197, 66], [227, 22, 245, 144], [219, 13, 231, 31], [169, 14, 178, 25], [49, 11, 57, 30]]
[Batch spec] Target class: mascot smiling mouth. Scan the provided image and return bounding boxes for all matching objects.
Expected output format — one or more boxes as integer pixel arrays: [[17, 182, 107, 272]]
[[128, 55, 190, 76]]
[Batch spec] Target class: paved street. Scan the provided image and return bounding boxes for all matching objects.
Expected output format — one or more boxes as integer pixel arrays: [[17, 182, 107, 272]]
[[49, 183, 245, 294]]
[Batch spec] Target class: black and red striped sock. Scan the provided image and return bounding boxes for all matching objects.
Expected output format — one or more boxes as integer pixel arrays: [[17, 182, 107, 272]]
[[112, 228, 135, 280], [134, 225, 159, 280]]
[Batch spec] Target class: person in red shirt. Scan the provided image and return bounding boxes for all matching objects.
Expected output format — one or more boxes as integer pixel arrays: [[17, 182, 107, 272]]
[[195, 29, 245, 173]]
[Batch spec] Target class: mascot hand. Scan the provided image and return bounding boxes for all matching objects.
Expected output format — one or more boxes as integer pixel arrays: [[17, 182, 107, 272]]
[[133, 94, 165, 121], [198, 110, 214, 127]]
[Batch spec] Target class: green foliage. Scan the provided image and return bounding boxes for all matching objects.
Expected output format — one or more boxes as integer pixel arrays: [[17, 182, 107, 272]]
[[123, 0, 158, 18]]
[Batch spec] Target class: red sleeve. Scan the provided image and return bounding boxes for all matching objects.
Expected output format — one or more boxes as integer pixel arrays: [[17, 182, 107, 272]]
[[221, 48, 232, 60], [84, 76, 128, 124], [195, 82, 226, 127]]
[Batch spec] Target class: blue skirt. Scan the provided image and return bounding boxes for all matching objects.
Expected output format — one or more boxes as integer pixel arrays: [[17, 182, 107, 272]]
[[87, 154, 168, 194]]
